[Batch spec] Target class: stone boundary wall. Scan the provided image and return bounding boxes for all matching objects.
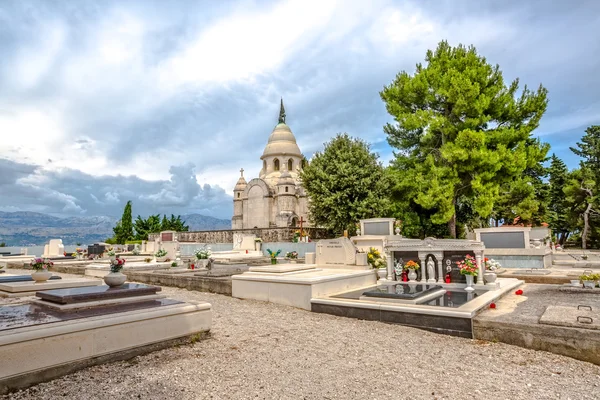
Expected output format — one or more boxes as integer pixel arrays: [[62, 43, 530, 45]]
[[149, 227, 332, 243]]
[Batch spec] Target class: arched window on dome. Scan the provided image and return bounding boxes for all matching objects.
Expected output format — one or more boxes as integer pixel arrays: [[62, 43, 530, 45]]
[[237, 193, 240, 198], [274, 158, 280, 171], [287, 159, 293, 172], [285, 186, 289, 193], [263, 160, 266, 171]]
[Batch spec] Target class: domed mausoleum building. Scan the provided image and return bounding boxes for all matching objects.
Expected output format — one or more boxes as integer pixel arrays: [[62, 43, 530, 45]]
[[232, 100, 310, 229]]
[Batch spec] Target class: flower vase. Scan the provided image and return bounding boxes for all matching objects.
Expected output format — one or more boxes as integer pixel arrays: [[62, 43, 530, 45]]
[[109, 255, 116, 262], [290, 259, 297, 264], [407, 269, 417, 282], [31, 271, 52, 282], [465, 274, 475, 291], [395, 227, 401, 236], [377, 268, 387, 279], [271, 258, 277, 265], [483, 272, 497, 285], [255, 242, 262, 252], [583, 280, 595, 289], [104, 272, 126, 287]]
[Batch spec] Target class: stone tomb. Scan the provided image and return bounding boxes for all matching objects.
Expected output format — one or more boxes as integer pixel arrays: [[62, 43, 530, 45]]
[[0, 277, 102, 298], [0, 283, 212, 394], [385, 237, 486, 286]]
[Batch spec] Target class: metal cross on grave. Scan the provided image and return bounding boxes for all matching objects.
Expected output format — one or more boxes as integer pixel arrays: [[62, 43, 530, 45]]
[[298, 216, 306, 239]]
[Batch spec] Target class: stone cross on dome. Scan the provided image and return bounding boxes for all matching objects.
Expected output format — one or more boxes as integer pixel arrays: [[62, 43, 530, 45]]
[[240, 168, 244, 177]]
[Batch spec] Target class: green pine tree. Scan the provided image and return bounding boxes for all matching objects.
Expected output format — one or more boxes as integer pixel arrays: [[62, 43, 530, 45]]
[[381, 40, 548, 237], [300, 133, 390, 234], [113, 201, 134, 244], [548, 154, 571, 244]]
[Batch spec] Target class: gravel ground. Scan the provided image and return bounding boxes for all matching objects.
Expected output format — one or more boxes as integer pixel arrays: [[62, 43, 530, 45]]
[[2, 269, 600, 400]]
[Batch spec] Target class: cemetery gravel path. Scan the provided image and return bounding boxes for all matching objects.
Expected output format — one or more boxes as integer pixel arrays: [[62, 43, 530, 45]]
[[3, 270, 600, 400]]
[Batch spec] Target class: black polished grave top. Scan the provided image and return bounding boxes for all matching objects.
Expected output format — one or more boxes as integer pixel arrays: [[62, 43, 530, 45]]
[[362, 283, 443, 299], [0, 298, 183, 332], [36, 283, 161, 305], [0, 275, 62, 283]]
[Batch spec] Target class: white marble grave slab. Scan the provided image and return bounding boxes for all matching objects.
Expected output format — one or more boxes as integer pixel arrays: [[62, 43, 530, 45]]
[[315, 237, 357, 265]]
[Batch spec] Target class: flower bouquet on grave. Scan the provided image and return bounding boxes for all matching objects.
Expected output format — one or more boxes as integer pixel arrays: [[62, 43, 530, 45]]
[[285, 251, 298, 263], [110, 256, 126, 273], [30, 258, 53, 282], [367, 247, 386, 269], [457, 254, 478, 291], [484, 258, 501, 272], [194, 246, 212, 260], [403, 260, 419, 282], [105, 256, 127, 287], [154, 249, 168, 262], [267, 249, 281, 265]]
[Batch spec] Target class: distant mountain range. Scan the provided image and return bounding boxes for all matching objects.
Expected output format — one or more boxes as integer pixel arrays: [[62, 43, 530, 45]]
[[0, 211, 230, 246]]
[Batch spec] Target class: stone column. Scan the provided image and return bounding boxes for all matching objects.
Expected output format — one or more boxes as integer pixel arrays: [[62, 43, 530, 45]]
[[419, 254, 427, 282], [436, 256, 443, 283], [386, 251, 394, 280], [475, 252, 484, 285]]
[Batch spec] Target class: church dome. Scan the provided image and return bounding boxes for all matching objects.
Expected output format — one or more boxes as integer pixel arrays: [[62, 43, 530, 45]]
[[261, 123, 302, 159]]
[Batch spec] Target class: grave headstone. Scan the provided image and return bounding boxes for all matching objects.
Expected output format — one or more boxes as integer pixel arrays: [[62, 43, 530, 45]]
[[43, 239, 65, 257], [442, 250, 476, 284], [315, 237, 357, 265], [393, 251, 421, 280], [240, 235, 256, 251]]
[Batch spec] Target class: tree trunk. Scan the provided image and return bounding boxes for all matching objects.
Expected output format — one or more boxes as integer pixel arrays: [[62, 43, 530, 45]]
[[448, 213, 457, 239], [448, 197, 457, 238], [582, 202, 592, 250]]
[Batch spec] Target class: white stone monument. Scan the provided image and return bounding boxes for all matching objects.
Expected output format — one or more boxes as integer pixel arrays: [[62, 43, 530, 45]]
[[157, 231, 179, 260], [43, 239, 65, 257], [315, 237, 363, 268]]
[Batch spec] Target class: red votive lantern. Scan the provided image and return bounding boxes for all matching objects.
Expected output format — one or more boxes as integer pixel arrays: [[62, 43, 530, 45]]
[[191, 264, 195, 270], [515, 289, 523, 295], [444, 273, 451, 284], [489, 303, 496, 309]]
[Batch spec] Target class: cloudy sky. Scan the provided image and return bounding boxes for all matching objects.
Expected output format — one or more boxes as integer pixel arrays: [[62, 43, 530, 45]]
[[0, 0, 599, 220]]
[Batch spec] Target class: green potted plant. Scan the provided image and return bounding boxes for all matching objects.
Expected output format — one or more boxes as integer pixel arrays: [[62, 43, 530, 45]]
[[267, 249, 281, 265], [580, 273, 599, 289], [194, 246, 212, 268], [29, 258, 53, 282], [154, 249, 168, 262]]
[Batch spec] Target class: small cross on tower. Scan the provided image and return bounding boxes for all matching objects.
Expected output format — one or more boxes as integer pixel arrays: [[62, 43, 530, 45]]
[[240, 168, 244, 177]]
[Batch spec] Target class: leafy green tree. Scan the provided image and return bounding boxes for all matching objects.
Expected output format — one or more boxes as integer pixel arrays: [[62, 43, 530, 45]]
[[0, 242, 5, 247], [564, 167, 596, 249], [133, 214, 162, 240], [300, 133, 390, 235], [381, 41, 548, 237], [113, 201, 134, 244], [548, 154, 571, 244], [159, 214, 189, 232]]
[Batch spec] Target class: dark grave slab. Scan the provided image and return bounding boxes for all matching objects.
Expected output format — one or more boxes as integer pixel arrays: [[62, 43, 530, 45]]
[[0, 275, 62, 283], [443, 250, 479, 284], [36, 283, 161, 305], [0, 270, 4, 274], [363, 283, 442, 300], [0, 298, 182, 332]]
